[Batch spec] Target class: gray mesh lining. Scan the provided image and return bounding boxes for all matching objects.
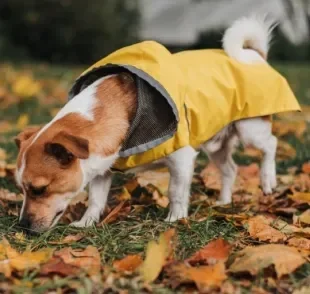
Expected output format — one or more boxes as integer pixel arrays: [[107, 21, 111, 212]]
[[68, 64, 178, 157]]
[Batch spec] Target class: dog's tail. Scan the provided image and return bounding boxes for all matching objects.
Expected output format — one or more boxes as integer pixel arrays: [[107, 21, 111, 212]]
[[222, 15, 277, 63]]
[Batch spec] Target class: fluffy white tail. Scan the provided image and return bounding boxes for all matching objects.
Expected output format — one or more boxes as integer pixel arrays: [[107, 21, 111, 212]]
[[222, 15, 277, 63]]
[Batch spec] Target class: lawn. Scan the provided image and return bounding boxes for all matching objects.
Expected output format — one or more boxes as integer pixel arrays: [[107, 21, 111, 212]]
[[0, 62, 310, 293]]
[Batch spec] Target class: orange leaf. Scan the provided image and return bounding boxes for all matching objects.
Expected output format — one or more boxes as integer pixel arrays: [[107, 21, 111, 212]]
[[186, 238, 231, 265], [113, 255, 143, 272], [229, 244, 306, 277], [302, 162, 310, 174], [40, 257, 79, 276], [54, 246, 101, 276], [288, 237, 310, 251], [99, 201, 130, 225], [289, 192, 310, 204], [247, 215, 287, 243], [48, 233, 85, 245], [167, 262, 227, 292]]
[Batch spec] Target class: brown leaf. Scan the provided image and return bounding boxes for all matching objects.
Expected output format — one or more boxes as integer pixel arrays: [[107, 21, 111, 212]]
[[40, 257, 79, 276], [288, 237, 310, 250], [48, 233, 85, 245], [200, 163, 221, 191], [272, 120, 306, 139], [302, 162, 310, 174], [99, 201, 131, 225], [54, 246, 101, 276], [166, 262, 227, 292], [186, 238, 231, 265], [229, 244, 306, 277], [113, 255, 143, 272], [247, 215, 287, 243]]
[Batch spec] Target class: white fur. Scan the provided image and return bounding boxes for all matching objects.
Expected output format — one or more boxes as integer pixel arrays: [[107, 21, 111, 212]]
[[16, 76, 114, 190], [223, 15, 276, 63]]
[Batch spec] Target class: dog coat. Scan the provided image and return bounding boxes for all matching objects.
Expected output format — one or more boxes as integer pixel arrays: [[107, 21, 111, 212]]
[[69, 41, 301, 170]]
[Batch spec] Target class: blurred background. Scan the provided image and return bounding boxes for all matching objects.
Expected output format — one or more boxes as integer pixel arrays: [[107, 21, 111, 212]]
[[1, 0, 310, 186], [0, 0, 310, 64]]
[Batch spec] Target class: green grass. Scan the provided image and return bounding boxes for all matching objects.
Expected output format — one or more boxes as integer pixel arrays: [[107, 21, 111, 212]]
[[1, 62, 310, 293]]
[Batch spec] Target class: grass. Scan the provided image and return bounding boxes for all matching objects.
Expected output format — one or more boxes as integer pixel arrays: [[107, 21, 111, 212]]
[[0, 62, 310, 293]]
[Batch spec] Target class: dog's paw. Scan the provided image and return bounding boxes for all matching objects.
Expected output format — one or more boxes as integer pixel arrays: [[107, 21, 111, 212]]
[[215, 200, 231, 206], [164, 211, 187, 223], [70, 217, 96, 228]]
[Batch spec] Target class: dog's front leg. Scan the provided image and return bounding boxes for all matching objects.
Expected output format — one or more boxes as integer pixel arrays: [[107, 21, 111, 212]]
[[71, 172, 112, 228], [164, 146, 198, 222]]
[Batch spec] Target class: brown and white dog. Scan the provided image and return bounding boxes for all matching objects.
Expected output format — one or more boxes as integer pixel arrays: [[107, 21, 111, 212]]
[[16, 16, 280, 233]]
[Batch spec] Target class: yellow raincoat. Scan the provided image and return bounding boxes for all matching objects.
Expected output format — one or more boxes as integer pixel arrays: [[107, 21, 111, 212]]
[[69, 41, 301, 171]]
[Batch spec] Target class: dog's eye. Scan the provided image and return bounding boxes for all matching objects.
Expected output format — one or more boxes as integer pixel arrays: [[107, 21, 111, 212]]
[[30, 185, 47, 196]]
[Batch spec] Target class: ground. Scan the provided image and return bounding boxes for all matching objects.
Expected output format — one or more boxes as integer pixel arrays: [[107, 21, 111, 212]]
[[0, 62, 310, 293]]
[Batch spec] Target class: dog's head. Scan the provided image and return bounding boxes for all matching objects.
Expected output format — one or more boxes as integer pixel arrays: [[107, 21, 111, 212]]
[[15, 125, 89, 233]]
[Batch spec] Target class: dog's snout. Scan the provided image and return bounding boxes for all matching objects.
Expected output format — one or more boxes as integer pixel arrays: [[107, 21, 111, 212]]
[[19, 217, 31, 229]]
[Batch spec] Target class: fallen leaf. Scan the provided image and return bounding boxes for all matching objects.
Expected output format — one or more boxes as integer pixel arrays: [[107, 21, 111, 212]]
[[288, 237, 310, 250], [272, 120, 306, 139], [0, 238, 53, 277], [247, 215, 287, 243], [289, 192, 310, 204], [113, 255, 143, 272], [48, 233, 85, 245], [302, 162, 310, 174], [16, 114, 29, 129], [0, 189, 23, 202], [229, 244, 306, 277], [99, 201, 130, 225], [54, 246, 101, 276], [140, 229, 176, 283], [276, 140, 296, 160], [293, 286, 310, 294], [12, 74, 41, 98], [298, 210, 310, 225], [40, 256, 79, 276], [186, 238, 231, 265], [166, 262, 227, 292], [200, 163, 221, 191], [137, 169, 170, 195]]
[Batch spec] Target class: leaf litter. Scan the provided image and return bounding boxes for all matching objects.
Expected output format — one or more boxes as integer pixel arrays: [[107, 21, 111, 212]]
[[0, 63, 310, 292]]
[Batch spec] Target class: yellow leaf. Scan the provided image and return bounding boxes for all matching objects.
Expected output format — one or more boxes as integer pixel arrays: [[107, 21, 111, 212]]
[[16, 114, 29, 129], [12, 75, 41, 98], [299, 209, 310, 225], [289, 192, 310, 203], [140, 229, 176, 283]]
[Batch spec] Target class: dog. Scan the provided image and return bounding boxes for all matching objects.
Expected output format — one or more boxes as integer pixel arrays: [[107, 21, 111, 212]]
[[15, 16, 300, 232]]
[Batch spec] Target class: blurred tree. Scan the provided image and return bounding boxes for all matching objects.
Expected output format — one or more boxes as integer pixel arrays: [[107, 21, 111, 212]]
[[0, 0, 139, 63]]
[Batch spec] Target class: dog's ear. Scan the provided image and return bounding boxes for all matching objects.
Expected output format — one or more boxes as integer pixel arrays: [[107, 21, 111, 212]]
[[15, 126, 42, 149], [45, 131, 89, 165]]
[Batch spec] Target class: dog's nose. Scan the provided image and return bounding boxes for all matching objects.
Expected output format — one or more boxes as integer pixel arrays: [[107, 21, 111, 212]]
[[18, 217, 32, 234]]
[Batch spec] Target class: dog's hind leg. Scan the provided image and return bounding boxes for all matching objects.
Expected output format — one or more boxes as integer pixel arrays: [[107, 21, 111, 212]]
[[235, 117, 277, 194], [202, 130, 238, 205], [164, 146, 198, 222]]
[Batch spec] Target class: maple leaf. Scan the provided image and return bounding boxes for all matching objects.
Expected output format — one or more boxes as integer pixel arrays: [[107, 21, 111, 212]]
[[186, 238, 231, 265], [288, 237, 310, 251], [247, 215, 287, 243], [140, 228, 176, 283], [166, 262, 227, 292], [229, 244, 306, 277], [113, 255, 143, 272], [289, 192, 310, 204]]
